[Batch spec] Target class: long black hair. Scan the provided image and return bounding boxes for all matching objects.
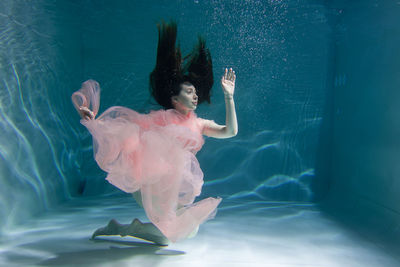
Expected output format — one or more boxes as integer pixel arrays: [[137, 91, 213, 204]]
[[149, 21, 213, 109]]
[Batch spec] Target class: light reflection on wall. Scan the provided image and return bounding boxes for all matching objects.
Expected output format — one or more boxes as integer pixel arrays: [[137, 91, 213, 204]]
[[0, 0, 83, 233]]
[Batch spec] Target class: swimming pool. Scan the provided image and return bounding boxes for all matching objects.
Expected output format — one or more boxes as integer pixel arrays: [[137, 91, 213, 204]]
[[0, 0, 399, 266]]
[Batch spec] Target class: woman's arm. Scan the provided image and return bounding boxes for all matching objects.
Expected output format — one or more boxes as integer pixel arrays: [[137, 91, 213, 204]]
[[203, 68, 238, 139]]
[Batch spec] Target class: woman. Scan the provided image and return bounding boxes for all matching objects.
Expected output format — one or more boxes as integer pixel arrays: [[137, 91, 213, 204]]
[[72, 22, 237, 245]]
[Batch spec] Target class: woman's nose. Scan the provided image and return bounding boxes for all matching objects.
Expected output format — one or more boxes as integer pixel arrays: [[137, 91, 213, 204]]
[[194, 94, 198, 100]]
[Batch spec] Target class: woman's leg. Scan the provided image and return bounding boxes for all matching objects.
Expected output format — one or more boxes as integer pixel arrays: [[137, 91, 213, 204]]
[[91, 191, 169, 246], [91, 218, 169, 246], [132, 191, 143, 208]]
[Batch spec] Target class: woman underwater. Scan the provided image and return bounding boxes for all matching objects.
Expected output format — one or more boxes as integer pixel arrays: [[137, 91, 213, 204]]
[[72, 21, 237, 245]]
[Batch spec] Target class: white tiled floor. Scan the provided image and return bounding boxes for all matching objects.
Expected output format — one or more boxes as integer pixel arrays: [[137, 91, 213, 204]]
[[1, 195, 399, 267]]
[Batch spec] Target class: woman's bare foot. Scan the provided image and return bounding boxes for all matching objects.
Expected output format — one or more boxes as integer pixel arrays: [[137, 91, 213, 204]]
[[91, 219, 121, 239]]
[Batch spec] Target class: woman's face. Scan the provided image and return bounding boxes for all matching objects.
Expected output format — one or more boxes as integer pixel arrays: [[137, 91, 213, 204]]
[[172, 82, 198, 112]]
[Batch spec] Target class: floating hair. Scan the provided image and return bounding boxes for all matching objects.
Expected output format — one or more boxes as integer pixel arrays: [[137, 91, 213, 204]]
[[184, 36, 213, 104], [149, 21, 214, 109]]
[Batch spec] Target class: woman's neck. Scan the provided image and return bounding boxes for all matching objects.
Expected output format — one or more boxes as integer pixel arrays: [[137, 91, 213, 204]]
[[173, 105, 191, 116]]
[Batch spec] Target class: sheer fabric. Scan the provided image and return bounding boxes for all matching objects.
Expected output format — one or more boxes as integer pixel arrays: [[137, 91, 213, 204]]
[[72, 80, 221, 242]]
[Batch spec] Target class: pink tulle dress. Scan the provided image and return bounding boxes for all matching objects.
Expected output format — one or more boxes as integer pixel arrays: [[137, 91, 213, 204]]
[[72, 80, 222, 242]]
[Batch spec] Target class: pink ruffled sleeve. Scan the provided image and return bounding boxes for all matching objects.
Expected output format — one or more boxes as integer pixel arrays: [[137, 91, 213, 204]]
[[196, 117, 216, 135]]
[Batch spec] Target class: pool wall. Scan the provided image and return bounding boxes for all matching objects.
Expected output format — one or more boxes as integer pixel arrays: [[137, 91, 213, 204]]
[[316, 0, 400, 252]]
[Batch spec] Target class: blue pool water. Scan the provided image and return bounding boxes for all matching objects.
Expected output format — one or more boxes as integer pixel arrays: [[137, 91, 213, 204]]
[[0, 0, 399, 266]]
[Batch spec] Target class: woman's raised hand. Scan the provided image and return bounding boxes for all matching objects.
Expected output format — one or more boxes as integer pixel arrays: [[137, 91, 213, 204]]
[[221, 68, 236, 99], [203, 68, 238, 138], [78, 106, 95, 120]]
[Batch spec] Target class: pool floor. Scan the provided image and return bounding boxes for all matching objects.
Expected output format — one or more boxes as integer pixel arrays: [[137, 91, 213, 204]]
[[1, 195, 398, 267]]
